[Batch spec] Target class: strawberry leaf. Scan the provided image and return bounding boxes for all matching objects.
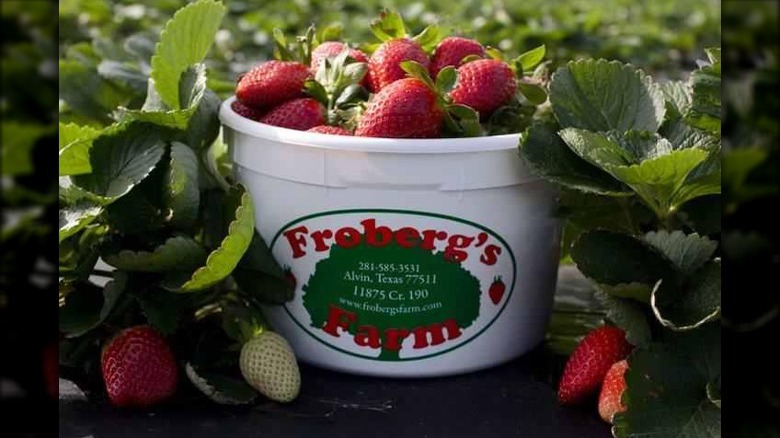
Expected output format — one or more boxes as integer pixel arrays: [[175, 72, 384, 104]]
[[599, 293, 651, 347], [59, 123, 103, 176], [516, 45, 546, 72], [104, 236, 207, 273], [685, 51, 721, 136], [59, 202, 103, 243], [169, 185, 255, 292], [149, 0, 225, 110], [517, 81, 547, 105], [136, 288, 185, 335], [71, 122, 167, 203], [570, 230, 678, 302], [651, 260, 721, 331], [370, 10, 407, 42], [614, 323, 721, 437], [643, 230, 717, 275], [185, 363, 258, 405], [412, 24, 443, 52], [164, 142, 200, 228], [519, 123, 631, 196], [550, 59, 666, 132], [59, 273, 126, 337], [400, 60, 435, 89], [435, 65, 458, 94]]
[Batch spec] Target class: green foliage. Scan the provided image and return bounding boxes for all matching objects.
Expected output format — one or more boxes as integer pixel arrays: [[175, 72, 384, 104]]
[[56, 0, 291, 404], [520, 50, 722, 436]]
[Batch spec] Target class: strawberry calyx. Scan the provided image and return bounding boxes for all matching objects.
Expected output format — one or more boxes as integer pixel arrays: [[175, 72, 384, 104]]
[[272, 25, 316, 65], [481, 45, 549, 106], [369, 9, 444, 53], [400, 60, 483, 137], [303, 48, 369, 127]]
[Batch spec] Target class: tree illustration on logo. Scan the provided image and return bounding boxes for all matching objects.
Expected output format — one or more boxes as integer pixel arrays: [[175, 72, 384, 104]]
[[302, 240, 481, 361]]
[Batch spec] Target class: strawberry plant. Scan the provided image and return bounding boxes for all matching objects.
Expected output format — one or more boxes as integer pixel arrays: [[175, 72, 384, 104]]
[[58, 0, 295, 406], [519, 49, 722, 435]]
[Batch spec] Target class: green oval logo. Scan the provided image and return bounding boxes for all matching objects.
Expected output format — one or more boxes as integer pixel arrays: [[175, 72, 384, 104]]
[[269, 209, 517, 361]]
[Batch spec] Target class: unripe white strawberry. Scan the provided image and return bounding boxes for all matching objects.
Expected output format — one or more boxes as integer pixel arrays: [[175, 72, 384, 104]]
[[239, 331, 300, 403]]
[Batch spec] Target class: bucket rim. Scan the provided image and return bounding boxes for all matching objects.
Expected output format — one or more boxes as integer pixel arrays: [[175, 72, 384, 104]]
[[219, 96, 523, 154]]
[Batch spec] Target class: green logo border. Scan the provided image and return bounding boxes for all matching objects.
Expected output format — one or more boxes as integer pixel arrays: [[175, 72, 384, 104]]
[[269, 208, 518, 362]]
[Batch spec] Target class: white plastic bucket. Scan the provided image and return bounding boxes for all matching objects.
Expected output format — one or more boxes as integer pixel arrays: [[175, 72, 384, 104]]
[[220, 96, 561, 377]]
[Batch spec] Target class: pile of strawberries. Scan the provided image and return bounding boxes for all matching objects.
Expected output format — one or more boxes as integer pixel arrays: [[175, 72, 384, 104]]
[[557, 325, 634, 424], [231, 11, 546, 138]]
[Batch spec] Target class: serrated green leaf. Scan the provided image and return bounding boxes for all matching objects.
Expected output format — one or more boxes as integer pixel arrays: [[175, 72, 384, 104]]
[[174, 185, 255, 292], [614, 324, 721, 437], [722, 148, 770, 199], [97, 60, 148, 93], [104, 236, 207, 273], [435, 67, 457, 93], [122, 64, 207, 130], [659, 117, 717, 151], [651, 260, 721, 331], [59, 59, 129, 124], [660, 80, 692, 118], [370, 10, 406, 42], [517, 82, 547, 105], [303, 79, 329, 105], [184, 89, 222, 151], [400, 60, 434, 88], [164, 142, 200, 228], [185, 363, 257, 405], [516, 45, 546, 72], [550, 59, 665, 132], [3, 122, 49, 176], [59, 273, 125, 337], [149, 0, 226, 109], [598, 282, 655, 302], [412, 24, 443, 52], [71, 122, 167, 202], [136, 289, 184, 335], [685, 57, 721, 136], [519, 123, 630, 196], [59, 123, 103, 176], [605, 148, 710, 216], [644, 230, 717, 275], [59, 202, 103, 243], [571, 230, 677, 303], [599, 292, 651, 347]]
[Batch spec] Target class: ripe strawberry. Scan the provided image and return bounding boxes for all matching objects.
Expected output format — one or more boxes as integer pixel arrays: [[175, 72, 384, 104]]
[[355, 78, 443, 138], [310, 41, 368, 75], [450, 59, 517, 117], [488, 276, 506, 305], [558, 326, 632, 405], [307, 125, 352, 135], [231, 100, 265, 121], [260, 98, 325, 131], [101, 326, 178, 408], [236, 60, 311, 109], [240, 331, 300, 403], [367, 38, 429, 92], [430, 36, 485, 78], [598, 360, 629, 424]]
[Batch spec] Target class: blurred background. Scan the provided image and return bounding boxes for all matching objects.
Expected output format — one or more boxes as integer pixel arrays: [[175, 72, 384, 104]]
[[4, 0, 780, 436]]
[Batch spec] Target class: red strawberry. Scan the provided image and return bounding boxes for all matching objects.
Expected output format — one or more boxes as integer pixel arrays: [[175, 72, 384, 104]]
[[307, 125, 352, 135], [488, 276, 506, 305], [236, 60, 311, 109], [101, 325, 178, 408], [260, 98, 325, 131], [231, 100, 265, 121], [367, 38, 429, 92], [598, 360, 629, 424], [355, 78, 443, 138], [310, 41, 368, 75], [450, 59, 517, 117], [430, 36, 485, 78], [558, 326, 632, 405]]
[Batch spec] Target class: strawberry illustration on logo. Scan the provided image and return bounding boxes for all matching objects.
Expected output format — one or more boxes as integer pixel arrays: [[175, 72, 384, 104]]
[[488, 276, 506, 304]]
